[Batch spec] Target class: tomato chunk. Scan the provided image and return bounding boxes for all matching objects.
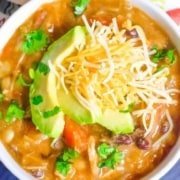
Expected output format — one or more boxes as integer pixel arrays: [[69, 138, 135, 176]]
[[63, 117, 89, 152]]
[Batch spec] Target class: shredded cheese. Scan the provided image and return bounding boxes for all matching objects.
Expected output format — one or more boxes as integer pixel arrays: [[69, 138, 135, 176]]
[[50, 15, 179, 140], [153, 110, 174, 148]]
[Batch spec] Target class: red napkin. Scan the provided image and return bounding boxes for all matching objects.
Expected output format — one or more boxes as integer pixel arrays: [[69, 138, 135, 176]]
[[167, 8, 180, 25]]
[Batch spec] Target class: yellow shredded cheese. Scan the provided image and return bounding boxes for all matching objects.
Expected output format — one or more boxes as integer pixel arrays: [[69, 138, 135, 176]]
[[50, 16, 179, 139], [153, 110, 174, 148]]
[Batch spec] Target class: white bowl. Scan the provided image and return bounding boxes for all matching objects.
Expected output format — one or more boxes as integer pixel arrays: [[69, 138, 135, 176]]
[[0, 0, 179, 179]]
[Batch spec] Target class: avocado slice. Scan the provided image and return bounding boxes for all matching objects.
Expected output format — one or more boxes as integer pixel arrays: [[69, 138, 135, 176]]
[[30, 26, 134, 138], [57, 86, 93, 125], [98, 109, 134, 134], [30, 26, 88, 138]]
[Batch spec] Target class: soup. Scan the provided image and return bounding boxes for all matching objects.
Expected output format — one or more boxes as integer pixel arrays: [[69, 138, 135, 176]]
[[0, 0, 179, 179]]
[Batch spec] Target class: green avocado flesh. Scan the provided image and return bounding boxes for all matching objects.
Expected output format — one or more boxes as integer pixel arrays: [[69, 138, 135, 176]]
[[30, 26, 134, 138], [99, 109, 134, 134]]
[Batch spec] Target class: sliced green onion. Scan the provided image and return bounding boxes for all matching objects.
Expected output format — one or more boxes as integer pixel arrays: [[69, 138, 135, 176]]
[[43, 106, 60, 118]]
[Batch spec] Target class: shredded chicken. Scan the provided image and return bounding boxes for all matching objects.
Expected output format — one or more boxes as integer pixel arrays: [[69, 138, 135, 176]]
[[88, 136, 99, 177]]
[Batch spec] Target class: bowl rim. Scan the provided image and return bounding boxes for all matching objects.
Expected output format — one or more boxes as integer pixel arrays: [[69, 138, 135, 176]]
[[0, 0, 179, 179]]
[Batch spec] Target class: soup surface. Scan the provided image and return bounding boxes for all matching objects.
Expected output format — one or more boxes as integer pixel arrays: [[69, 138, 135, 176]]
[[0, 0, 179, 179]]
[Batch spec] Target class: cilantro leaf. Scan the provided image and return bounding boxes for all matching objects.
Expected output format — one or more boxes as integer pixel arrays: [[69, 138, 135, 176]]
[[97, 143, 124, 169], [32, 95, 43, 105], [98, 150, 124, 169], [16, 74, 31, 87], [5, 102, 25, 123], [151, 49, 167, 63], [22, 29, 49, 54], [97, 143, 115, 159], [72, 0, 90, 15], [166, 49, 175, 64], [150, 46, 176, 64], [55, 161, 71, 176], [62, 149, 79, 162], [43, 106, 60, 118], [55, 149, 79, 176], [37, 62, 50, 75]]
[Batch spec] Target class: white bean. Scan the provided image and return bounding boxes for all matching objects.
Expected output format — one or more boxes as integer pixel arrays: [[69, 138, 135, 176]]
[[0, 61, 11, 78], [3, 129, 14, 143], [1, 76, 11, 91], [74, 158, 88, 171]]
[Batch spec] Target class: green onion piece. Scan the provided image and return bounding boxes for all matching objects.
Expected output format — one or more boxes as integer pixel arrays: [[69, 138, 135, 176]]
[[37, 62, 50, 75], [72, 0, 90, 15], [22, 29, 49, 54], [16, 74, 31, 87], [29, 68, 35, 79], [43, 106, 60, 118], [5, 102, 25, 123], [32, 95, 43, 105]]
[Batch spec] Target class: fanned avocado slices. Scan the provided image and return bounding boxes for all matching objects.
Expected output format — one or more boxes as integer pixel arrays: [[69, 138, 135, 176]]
[[30, 26, 134, 138], [30, 26, 88, 138]]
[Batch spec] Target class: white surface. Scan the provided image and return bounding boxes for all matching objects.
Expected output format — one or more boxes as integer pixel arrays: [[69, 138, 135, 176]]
[[150, 0, 180, 10], [164, 0, 180, 10], [0, 0, 179, 179]]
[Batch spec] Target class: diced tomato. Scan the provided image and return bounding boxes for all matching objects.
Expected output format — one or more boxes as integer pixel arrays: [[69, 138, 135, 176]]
[[63, 117, 89, 152], [167, 9, 180, 25]]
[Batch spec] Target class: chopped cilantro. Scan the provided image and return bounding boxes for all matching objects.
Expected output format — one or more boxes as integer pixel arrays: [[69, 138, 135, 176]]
[[37, 62, 50, 75], [22, 29, 49, 54], [16, 74, 31, 87], [119, 103, 134, 113], [97, 143, 124, 169], [62, 149, 79, 162], [151, 48, 167, 63], [98, 149, 124, 169], [72, 0, 90, 15], [166, 49, 175, 64], [32, 95, 43, 105], [55, 149, 79, 176], [97, 143, 115, 159], [151, 46, 176, 64], [5, 102, 25, 123], [43, 106, 60, 118], [56, 161, 71, 176]]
